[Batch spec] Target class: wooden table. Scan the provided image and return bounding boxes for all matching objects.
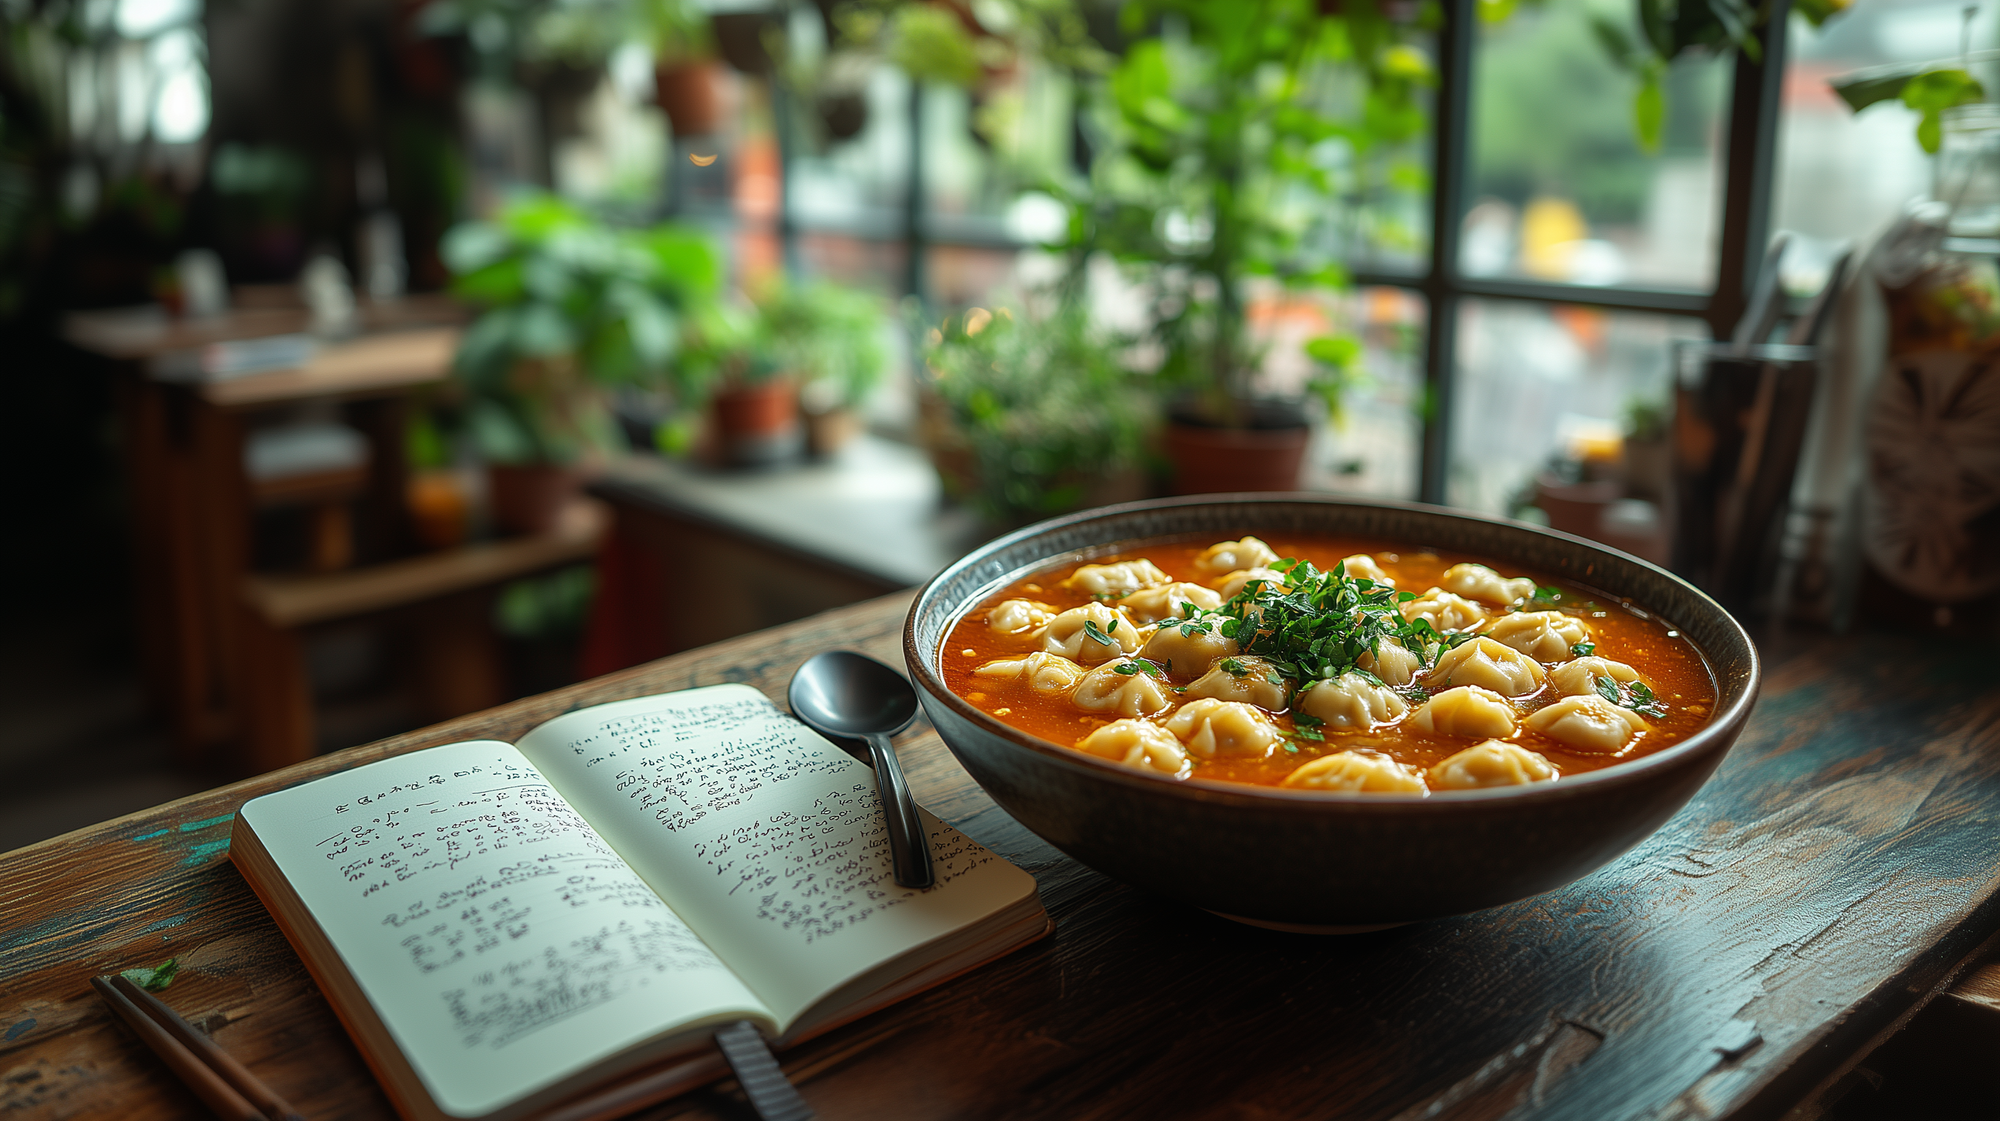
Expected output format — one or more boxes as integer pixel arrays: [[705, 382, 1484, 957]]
[[4, 596, 1998, 1120]]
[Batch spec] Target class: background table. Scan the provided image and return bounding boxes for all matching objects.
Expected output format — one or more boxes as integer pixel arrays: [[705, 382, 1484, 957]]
[[3, 594, 1997, 1120]]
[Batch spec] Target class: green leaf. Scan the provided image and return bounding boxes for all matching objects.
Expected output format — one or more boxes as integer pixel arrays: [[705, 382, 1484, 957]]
[[120, 959, 178, 992], [1594, 675, 1623, 706], [1304, 335, 1361, 369], [1793, 0, 1850, 26], [1902, 69, 1985, 154], [1571, 641, 1596, 658], [1832, 73, 1909, 113], [1590, 15, 1638, 69], [1634, 65, 1666, 154]]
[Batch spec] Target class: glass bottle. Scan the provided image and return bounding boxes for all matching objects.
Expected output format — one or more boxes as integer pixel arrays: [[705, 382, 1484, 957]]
[[1860, 104, 2000, 627]]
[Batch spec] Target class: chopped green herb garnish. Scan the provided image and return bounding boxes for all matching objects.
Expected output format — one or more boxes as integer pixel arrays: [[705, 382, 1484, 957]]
[[1592, 673, 1668, 717], [1107, 617, 1119, 633], [1266, 672, 1286, 686], [1112, 658, 1167, 679], [1571, 641, 1596, 658], [1533, 585, 1562, 603], [1627, 680, 1668, 718], [1292, 726, 1325, 742], [1182, 555, 1442, 686], [1219, 657, 1250, 676], [1081, 619, 1117, 647], [1294, 712, 1326, 728]]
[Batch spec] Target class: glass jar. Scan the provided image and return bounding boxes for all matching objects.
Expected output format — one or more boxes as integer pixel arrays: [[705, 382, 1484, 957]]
[[1860, 104, 2000, 625]]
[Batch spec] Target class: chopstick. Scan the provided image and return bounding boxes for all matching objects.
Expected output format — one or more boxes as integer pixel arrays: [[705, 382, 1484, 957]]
[[91, 974, 305, 1121]]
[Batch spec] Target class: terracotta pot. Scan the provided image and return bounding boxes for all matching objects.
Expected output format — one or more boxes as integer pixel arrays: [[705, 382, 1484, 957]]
[[655, 60, 724, 136], [1534, 473, 1623, 540], [712, 379, 802, 466], [1164, 418, 1312, 494], [486, 462, 579, 537]]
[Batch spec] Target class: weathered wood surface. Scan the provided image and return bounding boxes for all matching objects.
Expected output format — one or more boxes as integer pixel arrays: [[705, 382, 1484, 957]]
[[3, 594, 1997, 1121]]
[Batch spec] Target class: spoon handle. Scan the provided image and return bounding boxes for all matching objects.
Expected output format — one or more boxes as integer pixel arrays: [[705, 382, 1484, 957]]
[[865, 731, 933, 889]]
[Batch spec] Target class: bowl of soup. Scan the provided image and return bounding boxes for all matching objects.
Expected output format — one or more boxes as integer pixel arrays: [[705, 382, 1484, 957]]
[[901, 495, 1759, 931]]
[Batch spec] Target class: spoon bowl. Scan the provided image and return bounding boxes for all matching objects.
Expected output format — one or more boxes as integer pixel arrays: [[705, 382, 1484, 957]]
[[789, 651, 919, 739], [788, 651, 933, 888]]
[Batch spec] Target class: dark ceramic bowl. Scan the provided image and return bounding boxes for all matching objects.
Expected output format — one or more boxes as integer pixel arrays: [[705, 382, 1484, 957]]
[[902, 495, 1760, 931]]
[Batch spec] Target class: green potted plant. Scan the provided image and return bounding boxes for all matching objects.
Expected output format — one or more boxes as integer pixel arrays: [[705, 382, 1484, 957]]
[[751, 279, 890, 457], [667, 298, 799, 466], [443, 193, 719, 533], [1059, 0, 1428, 492], [921, 304, 1156, 524], [635, 0, 726, 136]]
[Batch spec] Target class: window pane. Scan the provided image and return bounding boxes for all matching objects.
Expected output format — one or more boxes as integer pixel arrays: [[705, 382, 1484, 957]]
[[1772, 0, 1998, 293], [1447, 300, 1706, 514], [1244, 285, 1425, 501], [1462, 0, 1730, 290]]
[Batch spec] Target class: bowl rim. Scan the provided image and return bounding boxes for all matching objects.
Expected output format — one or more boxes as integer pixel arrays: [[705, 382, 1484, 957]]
[[901, 492, 1762, 809]]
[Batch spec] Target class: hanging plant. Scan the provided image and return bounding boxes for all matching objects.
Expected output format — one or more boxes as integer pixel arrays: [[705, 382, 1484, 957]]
[[1834, 63, 1987, 154], [1589, 0, 1851, 152]]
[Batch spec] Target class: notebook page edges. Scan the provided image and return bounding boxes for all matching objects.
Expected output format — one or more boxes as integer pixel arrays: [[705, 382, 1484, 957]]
[[235, 741, 773, 1118], [513, 683, 1039, 1031]]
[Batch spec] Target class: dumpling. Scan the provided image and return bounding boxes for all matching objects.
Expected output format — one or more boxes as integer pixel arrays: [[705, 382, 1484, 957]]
[[1296, 672, 1410, 729], [1213, 567, 1291, 600], [1340, 554, 1395, 586], [1164, 699, 1283, 759], [1076, 720, 1190, 778], [1194, 537, 1281, 576], [1182, 655, 1289, 711], [1138, 616, 1241, 680], [1041, 603, 1145, 664], [1483, 611, 1591, 663], [1061, 559, 1172, 597], [972, 652, 1085, 695], [986, 598, 1057, 638], [1525, 695, 1648, 754], [1428, 740, 1558, 789], [1425, 636, 1546, 698], [1549, 657, 1644, 697], [1280, 751, 1427, 793], [1408, 686, 1517, 738], [1073, 660, 1175, 718], [1118, 582, 1223, 625], [1400, 588, 1487, 634], [1440, 563, 1537, 606], [1357, 638, 1423, 686]]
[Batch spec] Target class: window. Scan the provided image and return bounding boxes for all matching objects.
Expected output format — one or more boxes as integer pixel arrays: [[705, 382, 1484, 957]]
[[762, 0, 1836, 508]]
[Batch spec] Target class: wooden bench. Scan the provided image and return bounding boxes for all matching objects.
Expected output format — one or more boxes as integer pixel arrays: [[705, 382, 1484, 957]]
[[235, 500, 606, 773]]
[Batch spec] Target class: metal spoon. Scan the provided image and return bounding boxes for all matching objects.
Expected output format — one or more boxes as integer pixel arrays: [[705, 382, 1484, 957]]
[[787, 651, 934, 889]]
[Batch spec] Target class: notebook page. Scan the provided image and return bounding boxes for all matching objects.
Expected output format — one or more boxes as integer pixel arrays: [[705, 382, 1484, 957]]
[[515, 684, 1036, 1030], [236, 741, 771, 1119]]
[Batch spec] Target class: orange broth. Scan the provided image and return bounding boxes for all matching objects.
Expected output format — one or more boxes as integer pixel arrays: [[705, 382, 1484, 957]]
[[940, 537, 1717, 787]]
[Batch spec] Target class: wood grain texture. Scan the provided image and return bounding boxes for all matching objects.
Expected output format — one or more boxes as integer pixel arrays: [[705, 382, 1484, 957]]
[[4, 595, 1997, 1121]]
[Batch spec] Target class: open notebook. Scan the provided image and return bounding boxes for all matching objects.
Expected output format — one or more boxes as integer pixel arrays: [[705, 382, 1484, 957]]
[[231, 684, 1047, 1121]]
